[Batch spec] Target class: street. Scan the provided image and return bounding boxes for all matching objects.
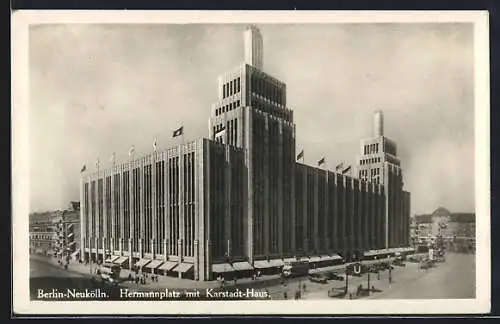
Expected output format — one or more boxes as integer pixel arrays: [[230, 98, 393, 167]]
[[30, 256, 123, 300], [368, 253, 475, 299], [29, 253, 475, 301], [267, 253, 475, 300]]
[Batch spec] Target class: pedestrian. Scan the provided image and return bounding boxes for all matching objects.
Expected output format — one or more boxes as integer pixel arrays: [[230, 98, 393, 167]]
[[303, 283, 306, 292], [377, 271, 380, 280], [283, 292, 288, 300], [128, 273, 132, 281]]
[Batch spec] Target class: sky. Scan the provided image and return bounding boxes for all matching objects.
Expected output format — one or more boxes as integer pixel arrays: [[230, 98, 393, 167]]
[[29, 23, 475, 214]]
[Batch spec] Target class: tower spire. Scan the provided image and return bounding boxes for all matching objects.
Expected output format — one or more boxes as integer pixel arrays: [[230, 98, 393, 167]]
[[244, 25, 263, 70], [374, 110, 384, 137]]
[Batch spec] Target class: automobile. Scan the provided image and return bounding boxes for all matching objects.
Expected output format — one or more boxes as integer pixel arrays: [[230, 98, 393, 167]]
[[392, 259, 406, 267], [406, 256, 421, 263], [366, 264, 380, 273], [308, 273, 328, 284], [419, 258, 434, 269], [328, 287, 347, 298], [435, 256, 446, 263], [325, 272, 345, 281], [376, 262, 393, 271]]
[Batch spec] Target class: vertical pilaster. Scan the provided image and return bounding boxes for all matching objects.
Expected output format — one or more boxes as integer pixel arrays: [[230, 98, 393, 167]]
[[179, 145, 185, 258], [79, 178, 85, 261], [224, 145, 231, 259], [324, 171, 329, 252], [139, 158, 145, 258], [152, 151, 157, 257], [302, 166, 307, 254], [119, 165, 124, 255], [177, 239, 183, 278], [88, 176, 93, 254], [277, 122, 284, 255], [103, 170, 108, 254], [129, 159, 134, 268], [263, 116, 270, 256], [94, 174, 99, 257], [165, 154, 171, 256], [195, 140, 203, 280], [313, 169, 319, 253], [290, 127, 296, 254], [245, 107, 254, 261]]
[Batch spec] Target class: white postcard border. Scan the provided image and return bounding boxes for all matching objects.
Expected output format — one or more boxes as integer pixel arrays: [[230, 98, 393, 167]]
[[11, 10, 491, 315]]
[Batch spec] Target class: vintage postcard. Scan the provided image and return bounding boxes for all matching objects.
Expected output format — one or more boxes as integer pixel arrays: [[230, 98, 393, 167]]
[[12, 10, 490, 315]]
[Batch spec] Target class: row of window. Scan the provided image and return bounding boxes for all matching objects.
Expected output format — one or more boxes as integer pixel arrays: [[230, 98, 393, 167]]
[[250, 73, 286, 105], [222, 77, 241, 99], [364, 143, 379, 155], [251, 95, 292, 122], [30, 234, 56, 241], [215, 100, 241, 116], [359, 168, 381, 183], [360, 157, 381, 165]]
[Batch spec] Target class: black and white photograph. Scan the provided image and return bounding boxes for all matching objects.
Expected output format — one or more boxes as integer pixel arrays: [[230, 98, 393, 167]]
[[12, 11, 490, 315]]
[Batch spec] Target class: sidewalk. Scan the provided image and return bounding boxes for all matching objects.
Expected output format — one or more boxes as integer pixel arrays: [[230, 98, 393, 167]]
[[30, 253, 282, 290]]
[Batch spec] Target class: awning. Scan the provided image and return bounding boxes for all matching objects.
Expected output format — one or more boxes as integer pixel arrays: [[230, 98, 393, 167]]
[[212, 263, 234, 273], [300, 256, 310, 262], [173, 263, 193, 273], [283, 257, 297, 264], [105, 255, 120, 263], [158, 261, 178, 272], [253, 260, 272, 269], [135, 258, 152, 268], [310, 264, 345, 273], [113, 256, 129, 266], [71, 250, 80, 257], [320, 254, 343, 261], [232, 261, 254, 271], [144, 259, 164, 269], [269, 259, 285, 267], [364, 249, 390, 257], [309, 256, 321, 262]]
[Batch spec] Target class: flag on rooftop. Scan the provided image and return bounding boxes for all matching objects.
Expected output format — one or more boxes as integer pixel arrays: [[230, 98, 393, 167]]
[[342, 165, 352, 175], [80, 165, 86, 173], [173, 126, 184, 138], [335, 162, 344, 171], [296, 150, 304, 161], [318, 157, 325, 166], [153, 137, 158, 152]]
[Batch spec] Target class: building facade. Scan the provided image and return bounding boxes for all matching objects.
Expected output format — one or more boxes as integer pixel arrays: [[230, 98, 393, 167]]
[[29, 203, 81, 259], [80, 26, 411, 281], [412, 207, 475, 252]]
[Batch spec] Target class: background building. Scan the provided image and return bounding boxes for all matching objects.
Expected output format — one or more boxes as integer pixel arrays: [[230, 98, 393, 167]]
[[29, 203, 81, 260], [29, 211, 60, 256], [412, 207, 475, 253], [80, 26, 412, 281]]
